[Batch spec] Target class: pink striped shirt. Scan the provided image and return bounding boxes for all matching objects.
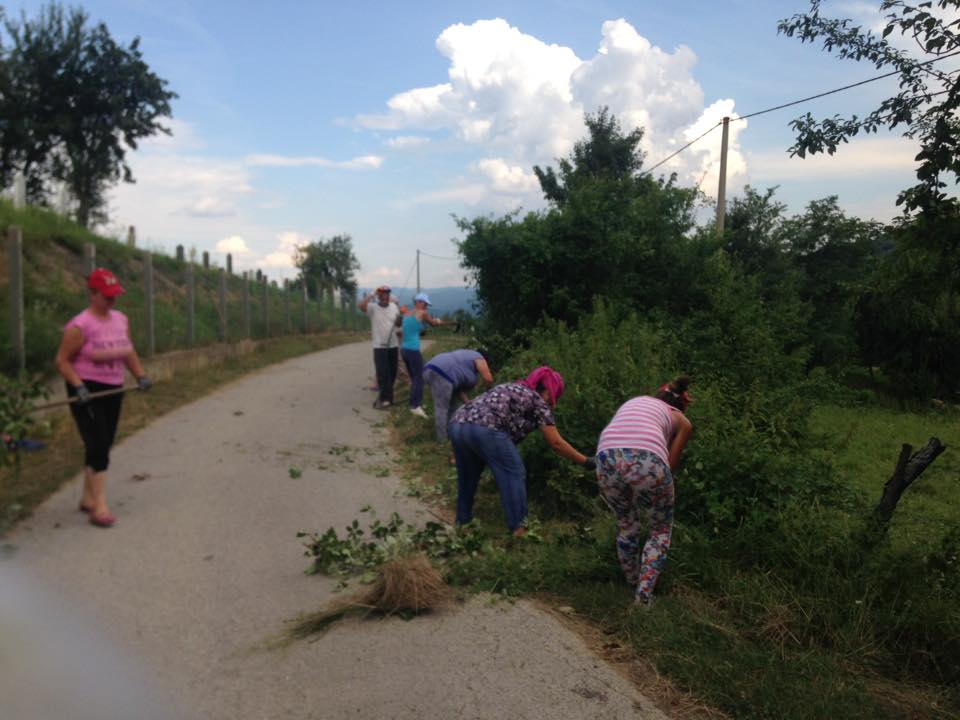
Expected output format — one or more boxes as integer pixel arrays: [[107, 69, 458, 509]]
[[597, 396, 675, 464]]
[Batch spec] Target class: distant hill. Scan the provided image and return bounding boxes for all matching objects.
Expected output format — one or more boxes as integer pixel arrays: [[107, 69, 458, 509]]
[[358, 287, 477, 317]]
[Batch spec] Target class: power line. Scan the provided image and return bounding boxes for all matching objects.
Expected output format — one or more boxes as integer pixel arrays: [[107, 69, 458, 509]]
[[737, 48, 960, 121], [642, 48, 960, 176], [418, 250, 458, 261], [399, 255, 417, 292], [642, 121, 721, 176]]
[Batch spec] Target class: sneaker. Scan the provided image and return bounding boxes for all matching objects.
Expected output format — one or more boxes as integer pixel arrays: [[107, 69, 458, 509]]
[[635, 594, 654, 609], [372, 399, 391, 410], [409, 406, 428, 418]]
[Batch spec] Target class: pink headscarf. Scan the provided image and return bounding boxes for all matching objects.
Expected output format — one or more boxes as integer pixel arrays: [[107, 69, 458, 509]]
[[519, 366, 565, 408]]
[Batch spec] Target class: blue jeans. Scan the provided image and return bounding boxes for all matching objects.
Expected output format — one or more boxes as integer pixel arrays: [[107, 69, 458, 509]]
[[401, 348, 424, 408], [448, 422, 527, 531]]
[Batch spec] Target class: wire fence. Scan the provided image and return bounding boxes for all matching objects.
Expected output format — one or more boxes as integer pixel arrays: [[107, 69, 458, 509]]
[[3, 225, 368, 374]]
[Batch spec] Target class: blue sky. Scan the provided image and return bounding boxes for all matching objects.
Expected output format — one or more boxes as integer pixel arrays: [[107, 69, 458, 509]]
[[14, 0, 946, 287]]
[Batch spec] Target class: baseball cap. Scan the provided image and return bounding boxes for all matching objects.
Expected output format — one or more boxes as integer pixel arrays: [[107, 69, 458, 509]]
[[376, 285, 391, 293], [414, 292, 432, 305], [87, 268, 125, 297]]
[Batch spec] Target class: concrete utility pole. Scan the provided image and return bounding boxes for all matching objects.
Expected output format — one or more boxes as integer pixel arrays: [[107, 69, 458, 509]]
[[144, 253, 155, 357], [186, 265, 195, 345], [8, 226, 25, 370], [13, 172, 25, 210], [84, 243, 96, 275], [716, 116, 730, 235], [218, 269, 228, 342], [416, 249, 421, 294]]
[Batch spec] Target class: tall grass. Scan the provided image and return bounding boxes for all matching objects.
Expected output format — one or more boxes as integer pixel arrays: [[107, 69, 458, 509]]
[[0, 200, 365, 374], [385, 329, 960, 719]]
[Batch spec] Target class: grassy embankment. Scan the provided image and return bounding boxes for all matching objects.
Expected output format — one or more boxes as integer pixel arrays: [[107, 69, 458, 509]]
[[0, 201, 368, 535], [0, 200, 359, 374], [385, 337, 959, 720], [0, 333, 369, 537]]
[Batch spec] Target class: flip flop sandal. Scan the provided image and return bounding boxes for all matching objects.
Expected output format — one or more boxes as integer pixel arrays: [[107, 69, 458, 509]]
[[79, 503, 94, 514], [89, 511, 116, 528]]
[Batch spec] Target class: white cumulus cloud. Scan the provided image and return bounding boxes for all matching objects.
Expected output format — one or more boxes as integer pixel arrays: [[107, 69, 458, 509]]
[[474, 158, 540, 194], [256, 231, 312, 270], [186, 196, 236, 218], [245, 154, 384, 169], [385, 135, 431, 149], [215, 235, 252, 254], [358, 266, 403, 288], [360, 18, 748, 205]]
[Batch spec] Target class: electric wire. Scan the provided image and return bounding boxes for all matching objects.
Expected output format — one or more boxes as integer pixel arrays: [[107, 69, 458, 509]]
[[642, 121, 722, 176], [418, 250, 458, 261], [642, 48, 960, 175], [399, 255, 417, 294], [737, 48, 960, 121]]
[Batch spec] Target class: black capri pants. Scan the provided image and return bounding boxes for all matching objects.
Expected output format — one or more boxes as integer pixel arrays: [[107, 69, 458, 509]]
[[67, 380, 124, 472]]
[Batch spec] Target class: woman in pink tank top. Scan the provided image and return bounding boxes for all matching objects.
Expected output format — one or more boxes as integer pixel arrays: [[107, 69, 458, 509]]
[[55, 269, 151, 528], [594, 376, 694, 606]]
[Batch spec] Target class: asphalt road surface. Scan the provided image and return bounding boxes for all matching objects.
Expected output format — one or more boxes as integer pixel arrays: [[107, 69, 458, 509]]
[[2, 341, 666, 720]]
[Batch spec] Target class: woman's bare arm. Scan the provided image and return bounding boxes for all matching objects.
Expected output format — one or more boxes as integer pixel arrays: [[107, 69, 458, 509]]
[[540, 424, 588, 464], [55, 327, 86, 387], [667, 412, 692, 472]]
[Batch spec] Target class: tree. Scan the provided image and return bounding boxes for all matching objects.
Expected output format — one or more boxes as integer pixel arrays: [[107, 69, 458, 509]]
[[0, 3, 176, 225], [780, 196, 885, 367], [778, 0, 960, 214], [533, 106, 646, 207], [294, 235, 361, 301], [854, 205, 960, 398], [459, 109, 698, 341]]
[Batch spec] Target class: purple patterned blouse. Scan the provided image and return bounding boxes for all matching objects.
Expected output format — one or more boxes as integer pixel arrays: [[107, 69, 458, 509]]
[[450, 383, 556, 444]]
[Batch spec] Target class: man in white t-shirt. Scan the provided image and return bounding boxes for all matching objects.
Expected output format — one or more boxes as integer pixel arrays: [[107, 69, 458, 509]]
[[358, 285, 402, 409]]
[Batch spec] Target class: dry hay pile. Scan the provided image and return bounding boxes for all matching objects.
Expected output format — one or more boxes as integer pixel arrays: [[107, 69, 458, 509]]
[[289, 552, 453, 639]]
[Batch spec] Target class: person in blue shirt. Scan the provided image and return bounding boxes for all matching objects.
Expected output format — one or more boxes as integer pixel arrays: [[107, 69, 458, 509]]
[[423, 347, 493, 440], [399, 292, 448, 417]]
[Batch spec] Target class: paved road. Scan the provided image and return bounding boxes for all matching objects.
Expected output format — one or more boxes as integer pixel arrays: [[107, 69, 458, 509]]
[[2, 341, 666, 720]]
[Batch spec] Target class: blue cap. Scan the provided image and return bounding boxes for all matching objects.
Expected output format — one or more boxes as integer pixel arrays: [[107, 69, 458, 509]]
[[414, 292, 431, 305]]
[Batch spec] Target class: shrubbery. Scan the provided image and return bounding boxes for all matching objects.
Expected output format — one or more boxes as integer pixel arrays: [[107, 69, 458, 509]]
[[494, 297, 959, 683]]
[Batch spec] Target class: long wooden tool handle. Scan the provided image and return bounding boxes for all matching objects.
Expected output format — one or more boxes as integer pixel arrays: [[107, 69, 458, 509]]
[[33, 385, 139, 411]]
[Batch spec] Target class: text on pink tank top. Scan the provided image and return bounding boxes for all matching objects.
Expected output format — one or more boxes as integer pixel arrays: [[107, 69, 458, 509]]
[[66, 309, 132, 385]]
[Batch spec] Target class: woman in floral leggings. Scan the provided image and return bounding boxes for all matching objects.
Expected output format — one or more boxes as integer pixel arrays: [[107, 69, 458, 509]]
[[594, 376, 693, 605]]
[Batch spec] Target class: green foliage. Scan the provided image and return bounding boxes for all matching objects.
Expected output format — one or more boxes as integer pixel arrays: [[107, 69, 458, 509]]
[[778, 0, 960, 214], [0, 372, 47, 471], [293, 234, 361, 301], [856, 206, 960, 399], [1, 3, 176, 225], [500, 301, 671, 514], [0, 201, 365, 375], [297, 507, 484, 580], [499, 295, 838, 528], [533, 106, 646, 206], [457, 109, 699, 342]]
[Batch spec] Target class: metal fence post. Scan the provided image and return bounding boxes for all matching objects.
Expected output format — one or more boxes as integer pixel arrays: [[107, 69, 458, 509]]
[[243, 272, 251, 338], [263, 278, 270, 337], [301, 282, 308, 333], [317, 282, 327, 332], [144, 252, 155, 357], [83, 243, 96, 275], [218, 268, 227, 342], [13, 172, 25, 210], [7, 226, 25, 370], [186, 264, 195, 345], [328, 285, 336, 330]]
